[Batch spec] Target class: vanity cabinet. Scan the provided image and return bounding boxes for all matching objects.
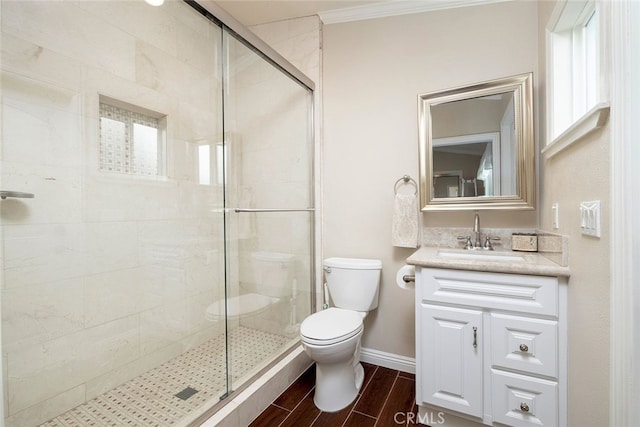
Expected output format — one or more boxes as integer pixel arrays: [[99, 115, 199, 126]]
[[415, 267, 567, 427]]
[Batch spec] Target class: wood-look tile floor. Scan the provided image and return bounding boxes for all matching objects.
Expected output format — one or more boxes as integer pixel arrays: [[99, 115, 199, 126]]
[[250, 363, 422, 427]]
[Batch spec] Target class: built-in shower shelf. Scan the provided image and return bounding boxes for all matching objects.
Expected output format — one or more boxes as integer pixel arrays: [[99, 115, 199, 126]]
[[0, 191, 34, 200]]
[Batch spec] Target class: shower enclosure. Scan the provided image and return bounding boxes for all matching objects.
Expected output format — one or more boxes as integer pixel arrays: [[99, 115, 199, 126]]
[[0, 0, 314, 425]]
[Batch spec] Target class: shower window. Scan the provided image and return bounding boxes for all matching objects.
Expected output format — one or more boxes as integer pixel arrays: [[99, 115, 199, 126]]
[[197, 142, 227, 186], [99, 99, 166, 176], [198, 144, 212, 185]]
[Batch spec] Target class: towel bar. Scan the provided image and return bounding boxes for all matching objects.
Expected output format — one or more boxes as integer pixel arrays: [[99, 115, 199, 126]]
[[234, 208, 314, 213], [0, 191, 34, 200]]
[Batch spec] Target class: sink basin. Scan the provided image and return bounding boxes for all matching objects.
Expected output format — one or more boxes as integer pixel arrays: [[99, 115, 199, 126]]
[[437, 250, 525, 262]]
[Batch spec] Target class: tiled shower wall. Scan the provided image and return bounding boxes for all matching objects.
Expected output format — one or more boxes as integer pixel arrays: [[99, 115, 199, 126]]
[[0, 1, 227, 425]]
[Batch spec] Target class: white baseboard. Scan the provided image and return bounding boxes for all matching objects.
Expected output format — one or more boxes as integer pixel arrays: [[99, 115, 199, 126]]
[[360, 347, 416, 374]]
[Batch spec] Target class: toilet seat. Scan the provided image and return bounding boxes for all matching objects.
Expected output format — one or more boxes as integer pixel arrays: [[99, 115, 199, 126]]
[[300, 307, 363, 346], [206, 293, 278, 321]]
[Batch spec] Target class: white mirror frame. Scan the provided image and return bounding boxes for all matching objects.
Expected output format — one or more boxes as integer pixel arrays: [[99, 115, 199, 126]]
[[418, 72, 535, 211]]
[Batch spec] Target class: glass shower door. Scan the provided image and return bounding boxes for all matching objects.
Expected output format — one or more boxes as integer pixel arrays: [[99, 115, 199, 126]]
[[221, 30, 314, 390], [0, 1, 230, 424]]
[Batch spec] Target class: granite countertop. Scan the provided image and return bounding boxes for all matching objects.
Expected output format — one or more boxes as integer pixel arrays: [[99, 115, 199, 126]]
[[406, 246, 571, 277]]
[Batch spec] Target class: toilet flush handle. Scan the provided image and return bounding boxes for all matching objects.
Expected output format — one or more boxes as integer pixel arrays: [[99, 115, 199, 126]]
[[322, 267, 330, 309], [323, 283, 330, 309]]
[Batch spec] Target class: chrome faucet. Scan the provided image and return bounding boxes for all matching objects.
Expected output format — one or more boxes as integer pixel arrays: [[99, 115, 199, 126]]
[[458, 212, 500, 250], [473, 213, 481, 248]]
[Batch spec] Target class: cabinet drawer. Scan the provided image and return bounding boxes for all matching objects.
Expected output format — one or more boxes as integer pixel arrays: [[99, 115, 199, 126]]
[[492, 369, 558, 427], [491, 313, 558, 377], [421, 268, 558, 316]]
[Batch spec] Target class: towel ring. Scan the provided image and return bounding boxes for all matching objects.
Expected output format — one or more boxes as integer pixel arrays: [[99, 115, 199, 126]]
[[394, 175, 418, 196]]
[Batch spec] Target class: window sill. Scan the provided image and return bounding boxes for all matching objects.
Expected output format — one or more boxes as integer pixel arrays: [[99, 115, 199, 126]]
[[542, 102, 610, 159]]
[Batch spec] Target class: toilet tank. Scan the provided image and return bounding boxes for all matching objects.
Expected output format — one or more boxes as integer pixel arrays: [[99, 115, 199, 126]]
[[247, 251, 295, 298], [324, 257, 382, 312]]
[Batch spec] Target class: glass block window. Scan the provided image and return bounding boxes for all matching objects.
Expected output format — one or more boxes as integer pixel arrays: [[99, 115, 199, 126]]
[[99, 101, 165, 176]]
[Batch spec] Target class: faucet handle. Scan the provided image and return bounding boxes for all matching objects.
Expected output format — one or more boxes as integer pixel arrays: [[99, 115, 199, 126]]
[[458, 235, 474, 250], [483, 236, 501, 250]]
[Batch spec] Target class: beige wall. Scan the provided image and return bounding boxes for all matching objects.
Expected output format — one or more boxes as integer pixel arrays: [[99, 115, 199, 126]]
[[537, 2, 610, 426], [322, 1, 538, 357]]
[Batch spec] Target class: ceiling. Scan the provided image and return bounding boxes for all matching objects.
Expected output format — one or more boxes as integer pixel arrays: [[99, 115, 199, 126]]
[[215, 0, 387, 26]]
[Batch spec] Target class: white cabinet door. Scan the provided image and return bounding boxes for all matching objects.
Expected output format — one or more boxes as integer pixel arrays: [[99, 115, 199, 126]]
[[418, 304, 483, 418]]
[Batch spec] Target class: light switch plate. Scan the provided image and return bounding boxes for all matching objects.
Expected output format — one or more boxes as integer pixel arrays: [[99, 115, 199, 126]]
[[552, 203, 559, 229], [580, 200, 601, 237]]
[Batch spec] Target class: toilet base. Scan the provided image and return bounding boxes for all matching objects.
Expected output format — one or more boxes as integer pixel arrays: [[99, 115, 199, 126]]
[[314, 361, 365, 412]]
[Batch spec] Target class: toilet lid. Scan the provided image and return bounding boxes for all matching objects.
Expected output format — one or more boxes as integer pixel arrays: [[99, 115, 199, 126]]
[[300, 308, 363, 343]]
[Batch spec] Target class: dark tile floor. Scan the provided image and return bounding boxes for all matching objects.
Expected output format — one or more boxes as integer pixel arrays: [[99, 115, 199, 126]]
[[250, 363, 420, 427]]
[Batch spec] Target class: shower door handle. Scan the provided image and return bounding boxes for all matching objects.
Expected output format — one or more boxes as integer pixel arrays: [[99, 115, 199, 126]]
[[234, 208, 315, 213]]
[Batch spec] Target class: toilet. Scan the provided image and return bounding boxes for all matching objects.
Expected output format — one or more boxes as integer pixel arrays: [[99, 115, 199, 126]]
[[246, 251, 295, 298], [206, 251, 295, 321], [300, 257, 382, 412]]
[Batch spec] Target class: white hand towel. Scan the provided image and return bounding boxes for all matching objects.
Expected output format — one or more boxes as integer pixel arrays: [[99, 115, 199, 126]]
[[392, 193, 419, 248]]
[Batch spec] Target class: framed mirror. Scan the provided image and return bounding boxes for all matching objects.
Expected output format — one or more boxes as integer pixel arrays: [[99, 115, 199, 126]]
[[418, 73, 535, 211]]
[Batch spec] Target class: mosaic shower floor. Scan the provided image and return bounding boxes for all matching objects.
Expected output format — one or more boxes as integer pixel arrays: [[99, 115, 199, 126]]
[[40, 327, 290, 427]]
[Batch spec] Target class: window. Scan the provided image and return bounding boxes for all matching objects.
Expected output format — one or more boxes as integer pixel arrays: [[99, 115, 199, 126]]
[[215, 142, 227, 186], [197, 142, 226, 186], [198, 144, 211, 185], [545, 0, 609, 153], [99, 98, 166, 176]]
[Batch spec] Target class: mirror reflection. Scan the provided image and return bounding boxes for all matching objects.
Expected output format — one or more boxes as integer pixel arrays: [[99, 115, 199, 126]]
[[432, 91, 515, 198], [431, 92, 516, 198], [418, 73, 535, 211]]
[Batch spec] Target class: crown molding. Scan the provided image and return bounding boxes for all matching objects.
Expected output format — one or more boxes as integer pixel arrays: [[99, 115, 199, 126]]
[[318, 0, 512, 24]]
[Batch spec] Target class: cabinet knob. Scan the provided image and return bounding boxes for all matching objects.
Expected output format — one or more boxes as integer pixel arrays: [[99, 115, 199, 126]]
[[519, 344, 529, 352], [520, 402, 530, 412]]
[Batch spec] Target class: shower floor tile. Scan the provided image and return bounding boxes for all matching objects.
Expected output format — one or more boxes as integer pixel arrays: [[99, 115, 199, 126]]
[[40, 327, 289, 427]]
